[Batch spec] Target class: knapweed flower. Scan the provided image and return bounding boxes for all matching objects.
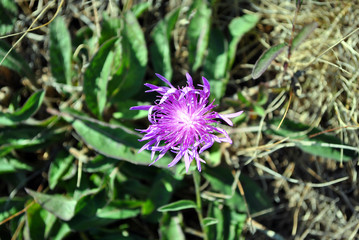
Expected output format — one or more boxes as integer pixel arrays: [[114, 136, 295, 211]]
[[130, 73, 243, 172]]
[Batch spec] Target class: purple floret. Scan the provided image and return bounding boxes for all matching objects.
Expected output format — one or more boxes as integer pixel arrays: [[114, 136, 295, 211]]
[[130, 73, 243, 172]]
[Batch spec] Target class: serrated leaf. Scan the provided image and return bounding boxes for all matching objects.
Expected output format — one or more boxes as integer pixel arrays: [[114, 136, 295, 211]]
[[266, 118, 358, 162], [26, 189, 77, 221], [187, 1, 211, 71], [252, 43, 287, 79], [158, 200, 197, 212], [108, 11, 147, 101], [292, 22, 318, 50], [0, 40, 34, 81], [62, 110, 173, 168], [228, 14, 260, 70], [84, 38, 117, 117], [0, 90, 45, 126], [150, 8, 180, 81], [49, 16, 72, 85], [48, 150, 74, 190]]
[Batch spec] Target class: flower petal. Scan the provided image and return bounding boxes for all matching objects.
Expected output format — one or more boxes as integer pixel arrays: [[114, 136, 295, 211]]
[[155, 73, 174, 88]]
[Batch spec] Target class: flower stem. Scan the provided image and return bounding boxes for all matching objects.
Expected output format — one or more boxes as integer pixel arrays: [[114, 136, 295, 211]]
[[193, 171, 208, 240]]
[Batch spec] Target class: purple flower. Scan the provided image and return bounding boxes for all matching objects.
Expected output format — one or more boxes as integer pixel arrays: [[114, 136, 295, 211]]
[[130, 73, 243, 172]]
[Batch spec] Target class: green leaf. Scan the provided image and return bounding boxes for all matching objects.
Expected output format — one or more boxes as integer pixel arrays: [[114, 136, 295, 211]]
[[96, 203, 140, 219], [0, 157, 33, 174], [0, 40, 34, 81], [0, 90, 45, 126], [26, 189, 77, 221], [203, 167, 245, 212], [187, 1, 212, 71], [49, 16, 72, 85], [0, 125, 65, 157], [203, 217, 218, 226], [48, 150, 74, 190], [240, 174, 272, 213], [48, 222, 71, 240], [109, 11, 148, 101], [143, 171, 178, 221], [0, 0, 18, 35], [292, 22, 318, 50], [266, 118, 358, 162], [131, 1, 151, 18], [204, 27, 228, 101], [158, 200, 197, 212], [228, 14, 260, 71], [24, 202, 47, 240], [63, 110, 173, 168], [160, 213, 185, 240], [150, 8, 180, 81], [113, 100, 149, 120], [207, 203, 246, 240], [204, 167, 271, 214], [0, 197, 26, 222], [252, 43, 287, 79], [84, 38, 117, 117], [99, 13, 122, 45]]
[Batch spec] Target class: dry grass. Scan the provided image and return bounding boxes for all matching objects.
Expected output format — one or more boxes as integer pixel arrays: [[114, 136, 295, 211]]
[[232, 1, 359, 239]]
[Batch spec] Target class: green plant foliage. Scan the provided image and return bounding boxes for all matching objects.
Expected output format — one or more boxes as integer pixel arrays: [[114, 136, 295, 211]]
[[187, 0, 212, 71], [204, 27, 228, 101], [158, 200, 197, 212], [0, 125, 65, 157], [0, 157, 33, 173], [0, 40, 34, 81], [26, 189, 78, 221], [49, 16, 72, 85], [84, 38, 117, 117], [252, 43, 287, 79], [62, 109, 173, 167], [267, 118, 358, 161], [0, 90, 45, 126], [207, 203, 247, 240], [159, 213, 185, 240], [150, 8, 180, 81], [228, 14, 260, 71], [204, 167, 272, 213], [48, 150, 74, 190], [131, 2, 151, 18], [0, 0, 17, 35], [292, 22, 318, 50], [108, 11, 148, 101], [2, 2, 356, 239]]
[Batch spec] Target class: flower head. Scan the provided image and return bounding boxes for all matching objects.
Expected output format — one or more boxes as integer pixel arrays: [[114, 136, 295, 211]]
[[130, 73, 243, 172]]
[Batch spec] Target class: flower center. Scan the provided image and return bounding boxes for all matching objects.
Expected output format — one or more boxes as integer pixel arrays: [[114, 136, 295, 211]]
[[176, 109, 195, 127]]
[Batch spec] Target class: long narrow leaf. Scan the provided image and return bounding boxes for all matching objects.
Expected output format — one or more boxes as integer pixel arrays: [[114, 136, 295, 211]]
[[0, 90, 45, 126], [292, 22, 318, 50], [252, 43, 287, 79]]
